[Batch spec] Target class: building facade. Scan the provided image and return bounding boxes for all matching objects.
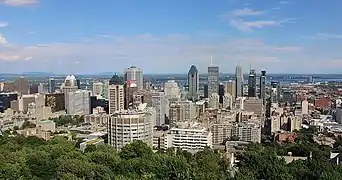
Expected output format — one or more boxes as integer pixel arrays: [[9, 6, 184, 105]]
[[124, 66, 143, 91], [187, 65, 199, 101]]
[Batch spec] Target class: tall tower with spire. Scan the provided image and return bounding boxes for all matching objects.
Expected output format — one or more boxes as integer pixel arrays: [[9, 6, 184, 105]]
[[187, 65, 199, 101], [208, 56, 219, 97]]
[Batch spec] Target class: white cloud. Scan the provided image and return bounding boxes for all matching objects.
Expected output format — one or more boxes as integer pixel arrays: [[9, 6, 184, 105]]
[[0, 53, 19, 61], [314, 33, 342, 39], [0, 34, 7, 44], [230, 19, 278, 32], [0, 34, 303, 73], [230, 8, 264, 17], [222, 8, 295, 32], [0, 22, 9, 28], [0, 0, 38, 6]]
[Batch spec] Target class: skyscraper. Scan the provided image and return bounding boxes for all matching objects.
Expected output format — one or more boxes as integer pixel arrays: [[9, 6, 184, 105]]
[[187, 65, 199, 101], [92, 82, 103, 96], [208, 57, 219, 97], [225, 80, 236, 100], [235, 64, 243, 98], [14, 76, 29, 96], [48, 78, 56, 93], [164, 80, 180, 99], [259, 70, 266, 104], [124, 66, 143, 91], [248, 69, 257, 97], [108, 74, 125, 113], [62, 75, 78, 111]]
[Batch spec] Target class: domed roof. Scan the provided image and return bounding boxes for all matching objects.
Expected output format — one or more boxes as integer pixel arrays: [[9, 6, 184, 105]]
[[65, 75, 76, 81], [109, 74, 124, 85], [130, 83, 138, 88]]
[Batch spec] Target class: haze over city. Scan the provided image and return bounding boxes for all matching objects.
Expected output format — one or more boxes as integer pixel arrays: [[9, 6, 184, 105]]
[[1, 0, 342, 74]]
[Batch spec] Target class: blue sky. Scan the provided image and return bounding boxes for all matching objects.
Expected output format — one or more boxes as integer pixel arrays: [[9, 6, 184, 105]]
[[0, 0, 342, 74]]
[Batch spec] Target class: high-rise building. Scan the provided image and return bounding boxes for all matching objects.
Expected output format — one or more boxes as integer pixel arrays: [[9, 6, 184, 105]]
[[66, 90, 91, 115], [208, 63, 219, 97], [151, 92, 169, 126], [124, 66, 143, 90], [29, 84, 39, 94], [187, 65, 199, 101], [0, 93, 17, 113], [164, 80, 180, 99], [218, 83, 225, 104], [248, 69, 257, 97], [204, 84, 208, 98], [125, 81, 139, 109], [225, 80, 236, 100], [48, 78, 56, 93], [271, 81, 280, 103], [92, 82, 103, 96], [223, 93, 233, 109], [90, 96, 109, 114], [209, 93, 220, 109], [61, 75, 78, 111], [235, 64, 243, 98], [108, 74, 125, 113], [45, 92, 65, 113], [14, 77, 29, 95], [107, 106, 154, 149], [76, 79, 81, 89], [259, 70, 266, 104]]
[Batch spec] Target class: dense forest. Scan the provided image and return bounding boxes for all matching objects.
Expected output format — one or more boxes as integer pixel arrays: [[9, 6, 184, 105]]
[[1, 128, 342, 180]]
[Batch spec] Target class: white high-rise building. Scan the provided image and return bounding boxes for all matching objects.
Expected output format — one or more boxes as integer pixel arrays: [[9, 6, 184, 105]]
[[108, 74, 125, 114], [66, 90, 91, 115], [209, 93, 220, 109], [124, 66, 143, 90], [107, 104, 154, 150], [164, 126, 213, 152], [164, 80, 180, 99], [223, 93, 233, 109], [61, 75, 78, 111], [92, 82, 103, 96], [301, 100, 309, 115], [151, 92, 169, 126]]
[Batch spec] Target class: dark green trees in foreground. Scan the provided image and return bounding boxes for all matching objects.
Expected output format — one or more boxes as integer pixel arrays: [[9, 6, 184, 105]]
[[1, 129, 342, 180]]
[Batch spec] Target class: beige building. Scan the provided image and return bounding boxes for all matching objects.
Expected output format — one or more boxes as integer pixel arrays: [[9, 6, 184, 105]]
[[243, 97, 264, 117], [107, 105, 154, 149], [225, 80, 236, 100], [108, 74, 125, 114]]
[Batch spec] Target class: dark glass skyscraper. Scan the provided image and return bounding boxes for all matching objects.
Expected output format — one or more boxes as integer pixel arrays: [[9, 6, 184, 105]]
[[48, 78, 56, 93], [187, 65, 199, 101], [259, 70, 266, 104], [248, 69, 256, 97]]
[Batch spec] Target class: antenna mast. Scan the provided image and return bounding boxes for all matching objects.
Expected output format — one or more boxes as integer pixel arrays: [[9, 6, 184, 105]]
[[210, 56, 213, 66]]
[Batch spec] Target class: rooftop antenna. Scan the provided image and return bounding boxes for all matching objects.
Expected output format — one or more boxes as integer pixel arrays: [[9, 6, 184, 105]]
[[210, 56, 213, 66]]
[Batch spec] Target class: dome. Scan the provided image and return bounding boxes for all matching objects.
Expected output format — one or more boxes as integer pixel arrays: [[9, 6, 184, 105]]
[[130, 83, 138, 88], [109, 74, 124, 85], [65, 75, 76, 81], [64, 75, 77, 86]]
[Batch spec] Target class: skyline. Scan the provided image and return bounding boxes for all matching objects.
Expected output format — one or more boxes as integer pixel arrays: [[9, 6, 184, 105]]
[[1, 0, 342, 74]]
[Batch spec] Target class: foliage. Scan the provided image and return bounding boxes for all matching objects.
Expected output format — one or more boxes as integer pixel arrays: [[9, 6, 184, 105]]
[[1, 127, 342, 179], [21, 120, 36, 129], [50, 115, 84, 127]]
